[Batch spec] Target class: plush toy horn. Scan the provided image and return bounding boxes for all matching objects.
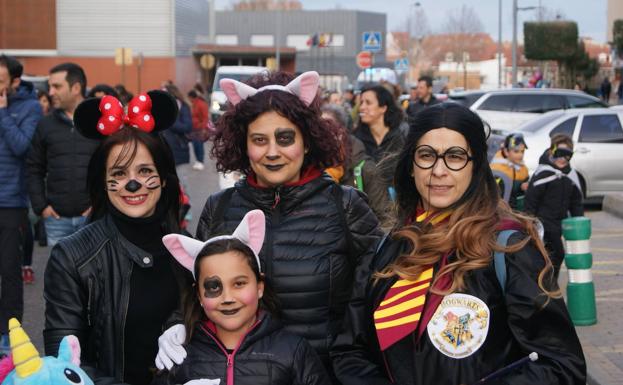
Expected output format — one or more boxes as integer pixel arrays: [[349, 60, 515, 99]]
[[8, 318, 43, 378]]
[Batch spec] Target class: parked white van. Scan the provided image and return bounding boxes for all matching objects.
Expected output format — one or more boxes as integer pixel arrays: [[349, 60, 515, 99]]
[[210, 66, 267, 121]]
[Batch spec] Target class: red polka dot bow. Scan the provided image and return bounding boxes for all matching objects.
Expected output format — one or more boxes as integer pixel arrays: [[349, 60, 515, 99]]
[[97, 93, 155, 135]]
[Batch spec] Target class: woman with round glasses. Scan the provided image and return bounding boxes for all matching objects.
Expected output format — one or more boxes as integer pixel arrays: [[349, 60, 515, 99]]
[[332, 103, 586, 385], [525, 133, 583, 280]]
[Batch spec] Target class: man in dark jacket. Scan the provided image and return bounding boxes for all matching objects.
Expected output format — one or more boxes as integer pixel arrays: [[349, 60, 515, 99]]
[[26, 63, 98, 246], [0, 54, 42, 354], [406, 75, 440, 119]]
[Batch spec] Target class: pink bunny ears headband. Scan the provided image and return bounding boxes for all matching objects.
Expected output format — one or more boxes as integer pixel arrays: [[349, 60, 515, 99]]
[[220, 71, 320, 107], [162, 210, 265, 279]]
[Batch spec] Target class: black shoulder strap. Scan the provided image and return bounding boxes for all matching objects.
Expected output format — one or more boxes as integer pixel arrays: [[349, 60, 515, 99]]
[[332, 185, 357, 265], [208, 187, 235, 235]]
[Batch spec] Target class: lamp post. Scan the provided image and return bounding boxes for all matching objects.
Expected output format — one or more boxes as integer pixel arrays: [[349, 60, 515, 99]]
[[498, 0, 502, 88], [512, 0, 539, 87]]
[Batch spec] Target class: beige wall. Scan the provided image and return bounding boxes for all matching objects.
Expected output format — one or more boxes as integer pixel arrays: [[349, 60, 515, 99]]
[[608, 0, 623, 42]]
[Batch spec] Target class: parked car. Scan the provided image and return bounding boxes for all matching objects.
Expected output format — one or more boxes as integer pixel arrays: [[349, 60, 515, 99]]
[[209, 65, 267, 121], [518, 108, 623, 199], [449, 89, 608, 134]]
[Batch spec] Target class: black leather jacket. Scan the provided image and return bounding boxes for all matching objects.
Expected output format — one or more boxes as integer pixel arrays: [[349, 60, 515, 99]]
[[153, 312, 331, 385], [43, 215, 188, 385], [196, 174, 383, 373], [332, 232, 586, 385]]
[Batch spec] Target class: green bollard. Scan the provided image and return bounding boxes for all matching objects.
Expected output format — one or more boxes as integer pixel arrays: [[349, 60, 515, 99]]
[[562, 217, 597, 326]]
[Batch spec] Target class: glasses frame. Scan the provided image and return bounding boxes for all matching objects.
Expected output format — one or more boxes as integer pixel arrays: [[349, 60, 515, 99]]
[[413, 145, 473, 171]]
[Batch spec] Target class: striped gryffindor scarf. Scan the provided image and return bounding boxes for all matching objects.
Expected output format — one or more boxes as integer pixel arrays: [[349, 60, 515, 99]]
[[374, 209, 452, 351]]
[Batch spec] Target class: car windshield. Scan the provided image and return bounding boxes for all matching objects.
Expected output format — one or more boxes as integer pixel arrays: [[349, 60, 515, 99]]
[[213, 73, 255, 92], [448, 92, 485, 107], [519, 111, 567, 133]]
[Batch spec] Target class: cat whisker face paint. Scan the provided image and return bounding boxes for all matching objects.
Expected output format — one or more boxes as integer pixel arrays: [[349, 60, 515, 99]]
[[105, 141, 163, 218]]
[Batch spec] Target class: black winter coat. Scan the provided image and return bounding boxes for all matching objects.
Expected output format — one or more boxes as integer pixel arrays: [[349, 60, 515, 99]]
[[524, 152, 584, 233], [26, 109, 99, 216], [160, 103, 192, 166], [196, 173, 383, 374], [152, 312, 330, 385], [44, 215, 188, 385], [332, 233, 586, 385]]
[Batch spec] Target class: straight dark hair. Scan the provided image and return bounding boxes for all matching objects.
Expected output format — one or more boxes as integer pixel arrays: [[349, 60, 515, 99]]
[[359, 85, 404, 130], [86, 128, 181, 232], [50, 62, 87, 97], [0, 54, 23, 80], [182, 238, 280, 342]]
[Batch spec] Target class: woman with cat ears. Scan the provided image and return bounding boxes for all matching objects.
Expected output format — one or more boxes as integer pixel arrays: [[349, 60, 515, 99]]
[[155, 71, 383, 382], [44, 90, 193, 385], [152, 210, 330, 385]]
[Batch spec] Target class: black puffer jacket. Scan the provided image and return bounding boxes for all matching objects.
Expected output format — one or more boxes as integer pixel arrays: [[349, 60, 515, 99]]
[[26, 108, 99, 216], [332, 233, 586, 385], [196, 172, 382, 374], [153, 312, 330, 385], [44, 215, 188, 385], [524, 151, 583, 232]]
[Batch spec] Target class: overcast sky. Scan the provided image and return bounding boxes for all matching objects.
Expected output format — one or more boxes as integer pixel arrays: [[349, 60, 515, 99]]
[[215, 0, 608, 43]]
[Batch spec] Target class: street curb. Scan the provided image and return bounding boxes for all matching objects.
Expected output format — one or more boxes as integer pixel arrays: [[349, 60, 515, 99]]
[[602, 193, 623, 220]]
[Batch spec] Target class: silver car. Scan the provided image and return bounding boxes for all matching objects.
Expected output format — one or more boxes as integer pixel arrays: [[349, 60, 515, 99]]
[[518, 108, 623, 199], [449, 89, 607, 134]]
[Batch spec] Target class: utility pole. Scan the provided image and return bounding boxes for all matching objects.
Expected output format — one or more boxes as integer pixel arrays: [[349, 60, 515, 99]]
[[512, 0, 518, 87], [498, 0, 502, 88]]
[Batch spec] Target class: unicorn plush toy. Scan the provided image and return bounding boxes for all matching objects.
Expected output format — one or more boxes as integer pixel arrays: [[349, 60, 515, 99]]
[[0, 318, 94, 385]]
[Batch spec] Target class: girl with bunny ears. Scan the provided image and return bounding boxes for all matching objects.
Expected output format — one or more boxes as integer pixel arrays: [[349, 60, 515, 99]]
[[155, 71, 382, 383], [153, 210, 330, 385]]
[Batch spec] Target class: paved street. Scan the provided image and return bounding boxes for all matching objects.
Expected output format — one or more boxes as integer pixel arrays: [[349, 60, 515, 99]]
[[18, 154, 623, 385]]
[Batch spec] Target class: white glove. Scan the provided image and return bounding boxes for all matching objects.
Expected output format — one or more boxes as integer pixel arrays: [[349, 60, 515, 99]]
[[184, 379, 221, 385], [155, 324, 187, 370]]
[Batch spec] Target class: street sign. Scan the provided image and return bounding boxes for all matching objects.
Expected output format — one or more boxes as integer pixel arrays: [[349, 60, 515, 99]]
[[356, 51, 373, 69], [362, 31, 382, 52], [114, 47, 133, 66], [394, 57, 409, 72]]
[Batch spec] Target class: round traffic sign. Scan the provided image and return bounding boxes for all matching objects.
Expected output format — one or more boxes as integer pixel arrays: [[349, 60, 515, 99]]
[[356, 51, 372, 69]]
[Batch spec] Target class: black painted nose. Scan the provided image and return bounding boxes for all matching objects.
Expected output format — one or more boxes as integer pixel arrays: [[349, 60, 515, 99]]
[[125, 179, 142, 193]]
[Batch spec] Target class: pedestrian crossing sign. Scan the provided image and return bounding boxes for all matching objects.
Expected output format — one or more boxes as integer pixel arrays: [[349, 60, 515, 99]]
[[394, 58, 409, 72], [363, 31, 382, 52]]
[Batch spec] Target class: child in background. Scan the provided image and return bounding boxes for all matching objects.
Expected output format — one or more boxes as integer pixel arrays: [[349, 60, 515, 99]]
[[490, 133, 530, 210], [154, 210, 329, 385], [525, 134, 584, 280]]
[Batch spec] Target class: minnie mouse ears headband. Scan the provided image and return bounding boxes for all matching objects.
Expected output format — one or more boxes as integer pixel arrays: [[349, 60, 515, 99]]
[[220, 71, 320, 107], [162, 210, 266, 280], [74, 90, 179, 140]]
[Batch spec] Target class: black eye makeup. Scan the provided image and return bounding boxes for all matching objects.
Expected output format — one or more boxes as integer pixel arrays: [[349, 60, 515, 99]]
[[275, 128, 296, 146], [203, 276, 223, 298]]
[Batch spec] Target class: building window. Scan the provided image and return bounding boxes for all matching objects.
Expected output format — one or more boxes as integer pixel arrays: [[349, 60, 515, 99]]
[[286, 35, 311, 51], [216, 35, 238, 45], [330, 34, 344, 47], [251, 34, 274, 47]]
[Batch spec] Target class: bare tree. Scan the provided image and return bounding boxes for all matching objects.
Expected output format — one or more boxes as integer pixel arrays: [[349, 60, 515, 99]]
[[441, 4, 485, 35], [535, 7, 566, 22]]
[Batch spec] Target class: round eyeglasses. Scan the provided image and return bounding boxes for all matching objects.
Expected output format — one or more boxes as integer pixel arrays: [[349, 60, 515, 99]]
[[413, 145, 473, 171]]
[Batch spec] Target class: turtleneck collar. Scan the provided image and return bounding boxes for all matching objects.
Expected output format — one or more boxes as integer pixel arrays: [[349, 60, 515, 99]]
[[108, 200, 168, 252]]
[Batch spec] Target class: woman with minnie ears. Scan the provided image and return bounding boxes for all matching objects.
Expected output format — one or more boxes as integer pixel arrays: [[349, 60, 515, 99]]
[[152, 210, 330, 385], [43, 90, 193, 385], [331, 103, 585, 385], [154, 71, 382, 382]]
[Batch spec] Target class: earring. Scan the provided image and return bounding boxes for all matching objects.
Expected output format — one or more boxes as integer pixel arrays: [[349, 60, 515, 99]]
[[304, 148, 309, 154]]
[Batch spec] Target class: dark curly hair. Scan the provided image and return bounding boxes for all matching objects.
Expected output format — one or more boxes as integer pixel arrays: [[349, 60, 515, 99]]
[[211, 71, 345, 174]]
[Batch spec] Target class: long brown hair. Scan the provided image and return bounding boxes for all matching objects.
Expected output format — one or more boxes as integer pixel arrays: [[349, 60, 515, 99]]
[[377, 104, 558, 298]]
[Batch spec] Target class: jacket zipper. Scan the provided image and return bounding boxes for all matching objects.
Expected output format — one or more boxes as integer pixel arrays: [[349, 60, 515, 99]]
[[202, 318, 262, 385], [266, 187, 282, 284], [119, 262, 134, 381]]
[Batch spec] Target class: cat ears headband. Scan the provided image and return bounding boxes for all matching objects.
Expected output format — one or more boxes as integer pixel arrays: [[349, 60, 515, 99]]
[[220, 71, 320, 106], [162, 210, 265, 279], [73, 90, 179, 140]]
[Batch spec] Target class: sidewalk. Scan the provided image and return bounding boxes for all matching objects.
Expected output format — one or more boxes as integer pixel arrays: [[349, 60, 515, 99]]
[[564, 209, 623, 385]]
